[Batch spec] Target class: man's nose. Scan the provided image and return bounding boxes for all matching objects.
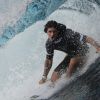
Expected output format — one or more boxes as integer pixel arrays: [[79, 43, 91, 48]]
[[50, 32, 54, 36]]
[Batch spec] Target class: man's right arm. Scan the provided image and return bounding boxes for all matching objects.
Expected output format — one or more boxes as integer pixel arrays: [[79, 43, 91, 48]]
[[39, 40, 54, 84], [43, 40, 54, 78], [42, 58, 53, 78], [39, 58, 53, 84]]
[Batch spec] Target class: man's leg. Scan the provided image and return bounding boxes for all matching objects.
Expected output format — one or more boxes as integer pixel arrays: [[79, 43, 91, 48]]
[[51, 55, 71, 82], [67, 56, 87, 77], [51, 71, 60, 82]]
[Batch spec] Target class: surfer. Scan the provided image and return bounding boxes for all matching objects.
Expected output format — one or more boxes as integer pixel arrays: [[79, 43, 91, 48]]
[[39, 20, 100, 84]]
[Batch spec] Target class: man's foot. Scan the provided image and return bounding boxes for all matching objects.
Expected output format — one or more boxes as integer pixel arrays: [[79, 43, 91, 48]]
[[48, 81, 55, 88]]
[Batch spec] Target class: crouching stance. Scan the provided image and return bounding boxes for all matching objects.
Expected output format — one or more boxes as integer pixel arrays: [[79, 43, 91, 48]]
[[39, 20, 100, 84]]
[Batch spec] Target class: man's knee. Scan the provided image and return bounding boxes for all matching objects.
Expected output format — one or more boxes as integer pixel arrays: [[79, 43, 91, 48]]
[[69, 59, 78, 67], [51, 71, 60, 82]]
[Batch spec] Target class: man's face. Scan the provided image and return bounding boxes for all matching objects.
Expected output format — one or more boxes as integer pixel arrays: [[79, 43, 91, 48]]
[[47, 27, 58, 40]]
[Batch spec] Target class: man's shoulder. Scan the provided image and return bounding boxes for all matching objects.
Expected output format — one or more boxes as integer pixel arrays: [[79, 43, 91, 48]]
[[66, 28, 73, 33], [57, 23, 66, 33]]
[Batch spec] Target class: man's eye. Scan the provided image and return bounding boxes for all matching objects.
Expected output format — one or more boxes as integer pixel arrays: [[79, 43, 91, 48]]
[[48, 30, 56, 33]]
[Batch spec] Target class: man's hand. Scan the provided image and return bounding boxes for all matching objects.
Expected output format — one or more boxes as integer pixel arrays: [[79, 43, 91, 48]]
[[39, 76, 47, 84], [96, 47, 100, 53]]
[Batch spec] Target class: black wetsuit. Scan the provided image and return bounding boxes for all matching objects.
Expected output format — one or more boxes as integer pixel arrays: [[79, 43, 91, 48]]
[[45, 24, 89, 73]]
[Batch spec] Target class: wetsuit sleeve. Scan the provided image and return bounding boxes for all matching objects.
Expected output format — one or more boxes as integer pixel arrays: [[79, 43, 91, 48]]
[[66, 29, 87, 44], [45, 40, 54, 59]]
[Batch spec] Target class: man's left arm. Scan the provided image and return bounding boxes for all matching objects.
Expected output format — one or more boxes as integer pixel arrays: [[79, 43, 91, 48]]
[[85, 36, 100, 53]]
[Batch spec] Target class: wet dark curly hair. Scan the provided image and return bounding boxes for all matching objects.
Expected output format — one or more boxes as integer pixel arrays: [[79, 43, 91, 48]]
[[44, 20, 58, 33]]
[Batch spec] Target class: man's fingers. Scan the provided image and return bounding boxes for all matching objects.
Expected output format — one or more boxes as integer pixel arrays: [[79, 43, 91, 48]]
[[96, 48, 100, 53], [96, 50, 100, 53]]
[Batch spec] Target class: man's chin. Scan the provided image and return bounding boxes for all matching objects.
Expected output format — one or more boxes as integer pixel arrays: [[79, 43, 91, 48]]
[[49, 37, 53, 40]]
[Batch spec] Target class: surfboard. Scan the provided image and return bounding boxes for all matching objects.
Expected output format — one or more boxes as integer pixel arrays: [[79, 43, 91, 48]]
[[30, 79, 56, 100]]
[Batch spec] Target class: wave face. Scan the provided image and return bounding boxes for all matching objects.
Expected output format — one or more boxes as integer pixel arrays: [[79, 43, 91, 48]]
[[0, 0, 100, 100], [48, 57, 100, 100], [0, 0, 66, 45]]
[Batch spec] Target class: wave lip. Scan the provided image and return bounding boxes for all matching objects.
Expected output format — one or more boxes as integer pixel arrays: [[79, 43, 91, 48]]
[[59, 0, 95, 15]]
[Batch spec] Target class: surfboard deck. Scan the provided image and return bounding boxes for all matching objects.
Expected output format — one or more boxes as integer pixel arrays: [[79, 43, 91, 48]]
[[29, 79, 55, 100], [30, 95, 39, 100]]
